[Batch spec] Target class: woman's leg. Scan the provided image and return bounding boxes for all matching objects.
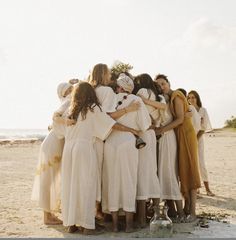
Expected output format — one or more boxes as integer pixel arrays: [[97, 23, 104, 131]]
[[111, 211, 119, 232], [186, 189, 197, 222], [125, 212, 134, 233], [137, 200, 146, 228], [204, 181, 215, 196]]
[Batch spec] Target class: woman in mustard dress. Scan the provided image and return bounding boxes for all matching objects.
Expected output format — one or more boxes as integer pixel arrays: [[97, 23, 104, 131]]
[[155, 74, 201, 222]]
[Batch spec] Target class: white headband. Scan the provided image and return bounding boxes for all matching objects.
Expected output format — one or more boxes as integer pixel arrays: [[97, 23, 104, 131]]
[[117, 73, 134, 93], [57, 82, 72, 99]]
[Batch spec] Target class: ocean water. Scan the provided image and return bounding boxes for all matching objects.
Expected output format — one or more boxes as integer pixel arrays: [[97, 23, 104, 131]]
[[0, 129, 48, 141]]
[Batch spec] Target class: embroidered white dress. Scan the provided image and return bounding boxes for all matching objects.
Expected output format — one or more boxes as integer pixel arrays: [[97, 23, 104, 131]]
[[198, 107, 212, 182], [136, 88, 161, 200], [61, 106, 115, 228], [31, 99, 70, 212], [94, 86, 117, 202], [158, 99, 182, 200], [102, 93, 151, 213]]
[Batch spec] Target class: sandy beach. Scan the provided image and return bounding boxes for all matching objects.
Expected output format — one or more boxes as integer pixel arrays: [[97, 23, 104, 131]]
[[0, 128, 236, 238]]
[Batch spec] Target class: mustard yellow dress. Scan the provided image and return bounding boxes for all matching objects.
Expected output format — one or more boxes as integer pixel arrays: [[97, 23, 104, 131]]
[[170, 90, 201, 198]]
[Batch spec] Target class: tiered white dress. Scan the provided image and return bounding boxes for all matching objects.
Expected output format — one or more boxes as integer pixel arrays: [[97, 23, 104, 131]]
[[31, 99, 70, 212], [102, 93, 151, 213], [136, 88, 161, 200], [61, 106, 115, 229]]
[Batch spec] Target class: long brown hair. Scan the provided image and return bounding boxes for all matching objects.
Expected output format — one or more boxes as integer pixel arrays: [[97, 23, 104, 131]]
[[89, 63, 110, 88], [68, 82, 101, 121], [188, 90, 202, 108]]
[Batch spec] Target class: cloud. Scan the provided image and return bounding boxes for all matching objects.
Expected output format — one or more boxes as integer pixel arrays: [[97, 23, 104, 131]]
[[165, 18, 236, 56], [183, 18, 236, 53]]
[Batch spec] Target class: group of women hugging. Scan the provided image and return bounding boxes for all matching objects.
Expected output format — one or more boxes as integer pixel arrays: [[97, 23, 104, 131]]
[[31, 63, 214, 234]]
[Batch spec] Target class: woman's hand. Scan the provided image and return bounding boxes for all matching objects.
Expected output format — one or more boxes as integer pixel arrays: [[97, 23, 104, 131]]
[[154, 126, 164, 135], [137, 94, 147, 103], [131, 129, 142, 136], [185, 109, 193, 118], [126, 100, 140, 113], [66, 118, 76, 126]]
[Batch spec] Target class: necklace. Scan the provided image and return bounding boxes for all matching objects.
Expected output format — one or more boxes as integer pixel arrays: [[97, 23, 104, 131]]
[[115, 94, 129, 110]]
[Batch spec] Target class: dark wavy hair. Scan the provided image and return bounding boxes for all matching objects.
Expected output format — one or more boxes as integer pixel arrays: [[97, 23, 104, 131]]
[[154, 74, 169, 83], [177, 88, 187, 97], [68, 82, 101, 121], [188, 90, 202, 108], [134, 73, 161, 102]]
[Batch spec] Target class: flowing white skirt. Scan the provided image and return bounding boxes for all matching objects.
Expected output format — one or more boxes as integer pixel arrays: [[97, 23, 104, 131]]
[[102, 131, 138, 213], [31, 130, 64, 212], [158, 129, 182, 200], [137, 129, 161, 200]]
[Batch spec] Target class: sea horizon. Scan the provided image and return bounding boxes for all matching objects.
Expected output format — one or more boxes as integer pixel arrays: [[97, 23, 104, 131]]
[[0, 128, 48, 140]]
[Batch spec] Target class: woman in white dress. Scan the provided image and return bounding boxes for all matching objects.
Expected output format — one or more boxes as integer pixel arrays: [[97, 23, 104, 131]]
[[102, 74, 151, 232], [134, 73, 165, 227], [31, 82, 73, 225], [89, 63, 140, 219], [187, 90, 215, 196], [139, 79, 185, 222], [60, 82, 139, 234]]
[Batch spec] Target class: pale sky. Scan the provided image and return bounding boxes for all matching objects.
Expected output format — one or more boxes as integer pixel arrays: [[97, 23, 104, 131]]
[[0, 0, 235, 129]]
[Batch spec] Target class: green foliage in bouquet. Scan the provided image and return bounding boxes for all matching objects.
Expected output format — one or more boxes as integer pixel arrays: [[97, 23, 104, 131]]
[[110, 61, 133, 77]]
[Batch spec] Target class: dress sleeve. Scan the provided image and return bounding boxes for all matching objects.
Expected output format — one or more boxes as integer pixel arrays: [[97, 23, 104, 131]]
[[201, 107, 212, 131], [55, 100, 70, 115], [52, 100, 70, 139], [100, 87, 117, 113], [137, 88, 149, 98], [136, 97, 152, 131], [93, 107, 116, 140], [189, 105, 201, 134]]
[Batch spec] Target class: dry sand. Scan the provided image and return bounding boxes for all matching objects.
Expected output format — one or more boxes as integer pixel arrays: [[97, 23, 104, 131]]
[[0, 128, 236, 238]]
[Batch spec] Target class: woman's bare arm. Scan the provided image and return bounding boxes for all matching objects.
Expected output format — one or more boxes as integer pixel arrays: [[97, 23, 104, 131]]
[[155, 96, 184, 134], [53, 112, 76, 125], [138, 95, 166, 110], [112, 123, 140, 136], [108, 101, 140, 120]]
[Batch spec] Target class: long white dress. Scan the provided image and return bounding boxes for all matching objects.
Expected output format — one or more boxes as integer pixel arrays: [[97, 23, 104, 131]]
[[189, 105, 201, 134], [158, 99, 182, 200], [198, 107, 212, 182], [136, 88, 161, 200], [31, 99, 70, 212], [61, 106, 116, 229], [102, 93, 151, 213], [94, 85, 117, 202]]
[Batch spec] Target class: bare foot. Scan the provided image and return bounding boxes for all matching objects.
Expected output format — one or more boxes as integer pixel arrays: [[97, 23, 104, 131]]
[[125, 227, 135, 233], [44, 214, 63, 225], [83, 228, 104, 235], [112, 222, 119, 232], [67, 225, 78, 233], [186, 214, 197, 223], [95, 211, 104, 221], [206, 190, 215, 196]]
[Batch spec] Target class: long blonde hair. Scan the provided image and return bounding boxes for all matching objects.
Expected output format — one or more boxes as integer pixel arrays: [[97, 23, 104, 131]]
[[89, 63, 110, 88]]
